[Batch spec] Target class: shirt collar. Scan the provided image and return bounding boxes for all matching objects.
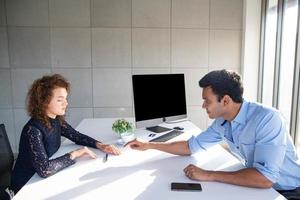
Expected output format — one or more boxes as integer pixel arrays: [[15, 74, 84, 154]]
[[231, 100, 248, 125]]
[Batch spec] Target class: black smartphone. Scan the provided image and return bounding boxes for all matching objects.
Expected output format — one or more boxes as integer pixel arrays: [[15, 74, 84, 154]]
[[171, 182, 202, 191]]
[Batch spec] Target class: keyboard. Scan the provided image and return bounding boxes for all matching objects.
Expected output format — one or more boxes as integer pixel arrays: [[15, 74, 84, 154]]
[[146, 126, 171, 133], [149, 130, 183, 142]]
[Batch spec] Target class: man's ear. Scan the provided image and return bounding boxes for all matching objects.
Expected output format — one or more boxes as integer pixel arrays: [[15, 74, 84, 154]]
[[222, 95, 232, 106]]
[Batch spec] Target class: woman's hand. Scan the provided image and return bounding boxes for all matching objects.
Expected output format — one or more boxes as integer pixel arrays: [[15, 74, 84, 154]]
[[96, 142, 121, 155], [70, 146, 97, 160]]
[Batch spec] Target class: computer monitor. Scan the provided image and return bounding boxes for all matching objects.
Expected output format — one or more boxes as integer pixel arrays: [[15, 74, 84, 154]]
[[132, 74, 187, 133]]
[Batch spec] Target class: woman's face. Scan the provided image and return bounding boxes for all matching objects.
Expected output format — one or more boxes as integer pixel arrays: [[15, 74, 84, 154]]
[[46, 87, 68, 119]]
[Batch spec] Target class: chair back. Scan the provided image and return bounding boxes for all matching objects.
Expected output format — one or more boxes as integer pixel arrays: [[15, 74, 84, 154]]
[[0, 124, 14, 187]]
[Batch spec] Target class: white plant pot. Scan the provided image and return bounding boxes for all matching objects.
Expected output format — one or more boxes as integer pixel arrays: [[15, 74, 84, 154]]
[[120, 132, 135, 144]]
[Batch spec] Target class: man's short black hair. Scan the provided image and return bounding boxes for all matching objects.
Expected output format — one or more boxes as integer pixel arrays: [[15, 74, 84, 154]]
[[199, 69, 243, 103]]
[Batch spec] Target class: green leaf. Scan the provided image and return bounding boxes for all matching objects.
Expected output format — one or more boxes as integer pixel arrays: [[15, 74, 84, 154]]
[[112, 119, 134, 134]]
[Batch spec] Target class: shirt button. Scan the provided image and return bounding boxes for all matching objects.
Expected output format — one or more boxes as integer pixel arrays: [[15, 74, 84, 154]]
[[236, 146, 239, 149]]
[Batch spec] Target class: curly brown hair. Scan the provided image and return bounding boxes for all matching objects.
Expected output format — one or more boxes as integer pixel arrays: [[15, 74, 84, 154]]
[[26, 74, 70, 129]]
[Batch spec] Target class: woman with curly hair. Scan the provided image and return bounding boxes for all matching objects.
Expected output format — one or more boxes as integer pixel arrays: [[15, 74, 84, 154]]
[[10, 74, 120, 194]]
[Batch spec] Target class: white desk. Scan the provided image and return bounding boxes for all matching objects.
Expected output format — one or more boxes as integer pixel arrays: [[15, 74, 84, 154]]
[[13, 118, 285, 200]]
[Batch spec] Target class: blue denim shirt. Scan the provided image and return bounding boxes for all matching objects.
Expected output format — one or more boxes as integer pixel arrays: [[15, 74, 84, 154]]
[[188, 101, 300, 190]]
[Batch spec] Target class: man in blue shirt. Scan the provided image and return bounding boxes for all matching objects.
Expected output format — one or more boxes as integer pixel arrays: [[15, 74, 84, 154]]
[[126, 69, 300, 199]]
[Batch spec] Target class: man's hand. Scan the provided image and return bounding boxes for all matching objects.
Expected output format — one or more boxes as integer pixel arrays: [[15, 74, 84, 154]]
[[125, 139, 149, 151], [70, 146, 97, 160], [184, 164, 213, 181], [96, 142, 121, 155], [184, 164, 273, 188]]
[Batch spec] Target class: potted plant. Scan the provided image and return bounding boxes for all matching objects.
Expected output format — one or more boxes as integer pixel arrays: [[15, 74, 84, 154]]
[[112, 119, 135, 143]]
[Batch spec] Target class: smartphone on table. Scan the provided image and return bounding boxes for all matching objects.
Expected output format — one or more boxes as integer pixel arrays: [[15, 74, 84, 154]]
[[171, 182, 202, 191]]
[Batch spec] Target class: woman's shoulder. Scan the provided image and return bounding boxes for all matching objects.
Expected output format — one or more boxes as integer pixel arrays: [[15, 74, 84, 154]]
[[22, 118, 47, 135], [25, 117, 44, 128]]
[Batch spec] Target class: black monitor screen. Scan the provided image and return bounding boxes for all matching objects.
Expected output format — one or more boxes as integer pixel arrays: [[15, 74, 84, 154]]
[[132, 74, 187, 124]]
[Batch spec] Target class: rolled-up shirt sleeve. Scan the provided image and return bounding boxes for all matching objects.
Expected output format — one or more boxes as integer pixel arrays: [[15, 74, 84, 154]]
[[188, 120, 223, 154], [252, 112, 287, 183]]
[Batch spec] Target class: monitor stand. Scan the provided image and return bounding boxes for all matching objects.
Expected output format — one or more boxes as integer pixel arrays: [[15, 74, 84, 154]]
[[146, 126, 171, 133]]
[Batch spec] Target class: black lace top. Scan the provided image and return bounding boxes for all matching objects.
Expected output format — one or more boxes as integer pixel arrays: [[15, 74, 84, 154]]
[[11, 117, 99, 193]]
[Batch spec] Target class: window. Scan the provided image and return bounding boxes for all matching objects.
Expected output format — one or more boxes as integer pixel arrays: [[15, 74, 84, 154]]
[[278, 0, 298, 130], [298, 102, 300, 152], [259, 0, 300, 149], [261, 0, 278, 107]]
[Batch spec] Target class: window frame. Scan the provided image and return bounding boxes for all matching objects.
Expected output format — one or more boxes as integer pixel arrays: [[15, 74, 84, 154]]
[[258, 0, 300, 145]]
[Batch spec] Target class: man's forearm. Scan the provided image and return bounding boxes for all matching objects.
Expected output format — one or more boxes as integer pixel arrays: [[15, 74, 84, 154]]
[[148, 140, 191, 156], [211, 168, 273, 188]]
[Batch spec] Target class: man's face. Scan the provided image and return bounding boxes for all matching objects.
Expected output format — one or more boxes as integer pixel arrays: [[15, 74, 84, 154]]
[[202, 87, 225, 119]]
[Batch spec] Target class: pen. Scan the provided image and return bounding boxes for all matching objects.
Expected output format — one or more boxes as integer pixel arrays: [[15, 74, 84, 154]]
[[103, 153, 108, 163]]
